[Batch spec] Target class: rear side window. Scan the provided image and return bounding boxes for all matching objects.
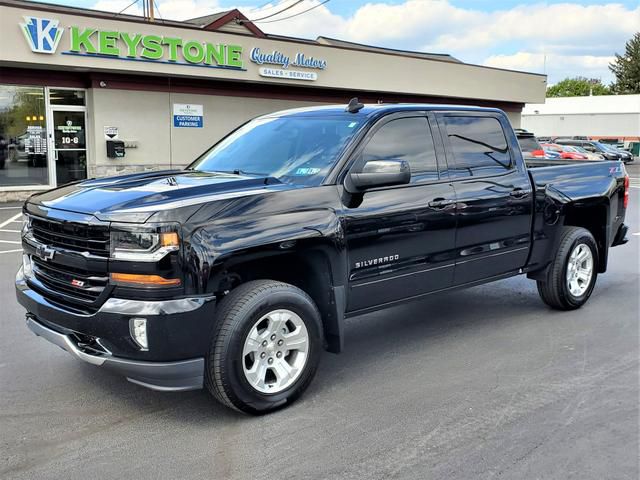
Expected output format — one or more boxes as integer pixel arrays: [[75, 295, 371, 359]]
[[443, 116, 512, 177], [361, 117, 438, 180]]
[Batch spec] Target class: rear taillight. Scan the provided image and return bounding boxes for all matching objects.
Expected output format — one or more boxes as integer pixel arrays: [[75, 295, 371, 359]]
[[623, 175, 629, 209]]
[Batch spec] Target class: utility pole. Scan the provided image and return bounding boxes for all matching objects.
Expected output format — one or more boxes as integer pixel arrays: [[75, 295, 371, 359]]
[[148, 0, 154, 22]]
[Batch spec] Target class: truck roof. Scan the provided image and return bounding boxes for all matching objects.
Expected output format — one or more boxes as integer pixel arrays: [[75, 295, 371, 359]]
[[264, 103, 505, 119]]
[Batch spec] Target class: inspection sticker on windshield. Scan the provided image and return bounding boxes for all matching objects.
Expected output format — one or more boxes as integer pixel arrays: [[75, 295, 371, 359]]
[[295, 167, 321, 175]]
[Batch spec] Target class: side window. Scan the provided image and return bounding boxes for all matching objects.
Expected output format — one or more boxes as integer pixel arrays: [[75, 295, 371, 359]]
[[443, 116, 512, 177], [361, 117, 438, 180]]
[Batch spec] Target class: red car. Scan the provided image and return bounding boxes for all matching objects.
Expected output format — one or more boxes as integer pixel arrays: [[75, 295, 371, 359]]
[[542, 143, 588, 160]]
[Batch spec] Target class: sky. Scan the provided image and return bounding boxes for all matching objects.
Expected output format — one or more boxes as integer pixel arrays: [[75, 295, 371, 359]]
[[36, 0, 640, 85]]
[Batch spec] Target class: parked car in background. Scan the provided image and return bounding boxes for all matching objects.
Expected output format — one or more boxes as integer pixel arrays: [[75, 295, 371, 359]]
[[570, 145, 605, 160], [602, 144, 634, 164], [542, 146, 562, 159], [598, 139, 625, 150], [555, 139, 625, 162], [515, 129, 545, 158], [542, 143, 588, 160]]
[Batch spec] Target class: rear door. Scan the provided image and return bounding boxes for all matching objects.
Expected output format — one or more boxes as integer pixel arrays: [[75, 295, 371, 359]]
[[436, 112, 533, 285], [342, 112, 457, 312]]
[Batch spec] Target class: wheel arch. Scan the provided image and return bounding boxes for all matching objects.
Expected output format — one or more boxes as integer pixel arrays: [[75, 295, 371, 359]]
[[210, 246, 347, 353], [562, 199, 610, 273]]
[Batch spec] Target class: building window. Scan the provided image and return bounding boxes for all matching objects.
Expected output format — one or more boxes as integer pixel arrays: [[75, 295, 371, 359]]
[[49, 89, 86, 106], [0, 85, 49, 187]]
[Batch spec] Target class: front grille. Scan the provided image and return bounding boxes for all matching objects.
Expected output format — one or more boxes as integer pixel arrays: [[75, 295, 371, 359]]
[[31, 217, 110, 257], [31, 257, 109, 306]]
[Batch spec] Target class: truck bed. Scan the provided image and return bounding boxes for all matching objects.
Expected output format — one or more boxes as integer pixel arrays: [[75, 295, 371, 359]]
[[525, 159, 626, 203]]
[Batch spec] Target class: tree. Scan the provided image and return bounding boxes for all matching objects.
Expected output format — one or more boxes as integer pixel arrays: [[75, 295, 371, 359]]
[[610, 32, 640, 94], [546, 77, 611, 97]]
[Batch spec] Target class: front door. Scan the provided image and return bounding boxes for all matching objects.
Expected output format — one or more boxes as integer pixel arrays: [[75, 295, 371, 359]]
[[50, 109, 87, 186], [342, 113, 457, 312]]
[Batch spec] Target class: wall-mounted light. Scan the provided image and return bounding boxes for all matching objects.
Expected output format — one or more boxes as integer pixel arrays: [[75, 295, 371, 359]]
[[99, 81, 107, 88]]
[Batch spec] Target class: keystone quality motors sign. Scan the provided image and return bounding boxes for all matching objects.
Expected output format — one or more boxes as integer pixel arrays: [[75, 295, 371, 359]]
[[19, 16, 244, 70], [17, 17, 329, 81], [173, 104, 203, 128], [250, 48, 327, 81]]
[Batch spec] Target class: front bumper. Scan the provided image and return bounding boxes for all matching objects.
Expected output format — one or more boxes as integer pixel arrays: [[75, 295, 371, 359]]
[[26, 315, 204, 391], [16, 266, 216, 391]]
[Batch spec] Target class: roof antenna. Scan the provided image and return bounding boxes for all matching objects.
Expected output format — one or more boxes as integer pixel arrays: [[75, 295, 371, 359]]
[[346, 97, 364, 113]]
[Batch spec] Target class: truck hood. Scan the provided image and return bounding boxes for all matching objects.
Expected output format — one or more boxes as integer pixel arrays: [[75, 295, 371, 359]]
[[27, 170, 288, 222]]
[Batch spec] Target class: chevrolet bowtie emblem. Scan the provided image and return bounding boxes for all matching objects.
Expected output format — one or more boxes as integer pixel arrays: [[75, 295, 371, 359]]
[[36, 245, 56, 261]]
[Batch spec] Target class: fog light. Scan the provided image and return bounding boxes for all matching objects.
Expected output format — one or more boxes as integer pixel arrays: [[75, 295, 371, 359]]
[[129, 318, 148, 351]]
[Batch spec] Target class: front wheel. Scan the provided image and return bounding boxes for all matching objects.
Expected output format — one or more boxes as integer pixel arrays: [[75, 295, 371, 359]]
[[205, 280, 322, 414], [536, 226, 598, 310]]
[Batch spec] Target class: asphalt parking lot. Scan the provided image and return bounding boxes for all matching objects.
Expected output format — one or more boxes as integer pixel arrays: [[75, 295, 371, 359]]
[[1, 165, 638, 480]]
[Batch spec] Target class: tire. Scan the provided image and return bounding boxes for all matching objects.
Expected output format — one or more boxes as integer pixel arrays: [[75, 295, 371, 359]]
[[205, 280, 322, 414], [536, 226, 599, 310]]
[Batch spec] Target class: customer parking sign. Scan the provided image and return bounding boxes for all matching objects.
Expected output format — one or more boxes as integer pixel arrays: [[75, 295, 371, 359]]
[[173, 104, 203, 128]]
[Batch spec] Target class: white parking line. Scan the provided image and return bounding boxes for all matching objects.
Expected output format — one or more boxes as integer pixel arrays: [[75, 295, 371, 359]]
[[0, 239, 21, 244], [0, 229, 21, 233], [0, 213, 22, 229], [0, 206, 22, 210], [0, 249, 22, 254]]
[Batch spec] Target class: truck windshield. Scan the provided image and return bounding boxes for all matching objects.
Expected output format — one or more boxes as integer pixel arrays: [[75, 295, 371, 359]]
[[189, 116, 362, 186]]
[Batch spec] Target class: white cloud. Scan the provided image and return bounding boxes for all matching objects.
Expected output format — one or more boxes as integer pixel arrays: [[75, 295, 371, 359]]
[[90, 0, 639, 83], [484, 52, 616, 85]]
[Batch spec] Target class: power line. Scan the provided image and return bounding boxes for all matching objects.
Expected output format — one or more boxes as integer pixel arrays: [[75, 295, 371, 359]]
[[114, 0, 141, 17], [250, 0, 295, 13], [254, 0, 330, 23], [250, 0, 306, 22], [153, 0, 165, 23]]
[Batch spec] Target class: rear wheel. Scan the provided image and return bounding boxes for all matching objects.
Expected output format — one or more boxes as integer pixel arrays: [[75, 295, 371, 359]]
[[205, 280, 322, 414], [536, 226, 598, 310]]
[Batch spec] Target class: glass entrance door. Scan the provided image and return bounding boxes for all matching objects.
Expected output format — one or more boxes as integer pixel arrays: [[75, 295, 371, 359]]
[[50, 109, 87, 185]]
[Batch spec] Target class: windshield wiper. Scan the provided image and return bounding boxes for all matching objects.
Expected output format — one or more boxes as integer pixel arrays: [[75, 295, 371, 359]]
[[215, 169, 269, 176]]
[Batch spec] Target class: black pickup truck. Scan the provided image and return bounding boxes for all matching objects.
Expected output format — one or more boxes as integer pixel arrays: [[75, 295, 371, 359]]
[[16, 102, 630, 414]]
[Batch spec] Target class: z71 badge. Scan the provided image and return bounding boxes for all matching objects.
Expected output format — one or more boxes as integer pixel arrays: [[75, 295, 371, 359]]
[[354, 254, 399, 269]]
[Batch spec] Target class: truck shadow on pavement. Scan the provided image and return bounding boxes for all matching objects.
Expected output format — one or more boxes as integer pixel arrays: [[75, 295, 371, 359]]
[[64, 276, 553, 423]]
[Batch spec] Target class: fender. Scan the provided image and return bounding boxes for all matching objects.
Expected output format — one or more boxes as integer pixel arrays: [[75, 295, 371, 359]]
[[183, 188, 348, 352]]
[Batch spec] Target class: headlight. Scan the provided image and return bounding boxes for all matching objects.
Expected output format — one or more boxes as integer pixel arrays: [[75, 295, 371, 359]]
[[110, 224, 180, 262]]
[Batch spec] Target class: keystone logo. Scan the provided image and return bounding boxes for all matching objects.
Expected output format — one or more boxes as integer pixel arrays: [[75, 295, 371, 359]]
[[20, 17, 63, 54]]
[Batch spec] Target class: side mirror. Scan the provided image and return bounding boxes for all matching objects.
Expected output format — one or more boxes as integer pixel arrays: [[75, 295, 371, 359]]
[[344, 159, 411, 193]]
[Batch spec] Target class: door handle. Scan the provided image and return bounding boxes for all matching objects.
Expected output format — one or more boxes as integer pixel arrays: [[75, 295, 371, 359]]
[[428, 198, 455, 209], [509, 188, 529, 198]]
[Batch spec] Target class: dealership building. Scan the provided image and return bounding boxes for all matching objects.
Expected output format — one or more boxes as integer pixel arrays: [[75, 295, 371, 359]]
[[0, 0, 546, 201]]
